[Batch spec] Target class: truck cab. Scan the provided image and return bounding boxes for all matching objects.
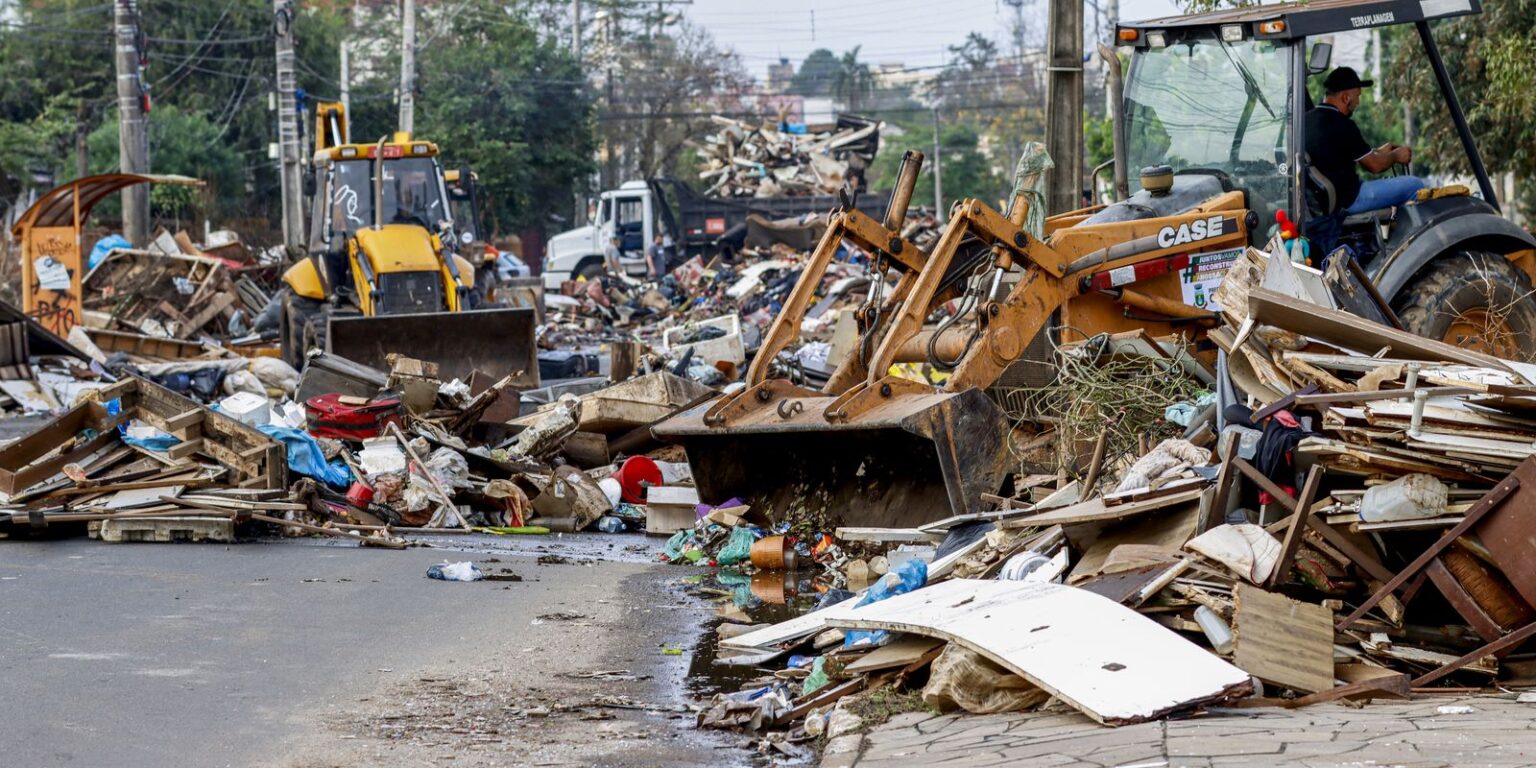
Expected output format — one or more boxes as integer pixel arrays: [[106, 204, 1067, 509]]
[[544, 180, 658, 290]]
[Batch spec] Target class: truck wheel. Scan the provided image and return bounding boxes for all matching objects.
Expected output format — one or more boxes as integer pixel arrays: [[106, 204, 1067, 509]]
[[1394, 250, 1536, 360], [283, 293, 328, 368]]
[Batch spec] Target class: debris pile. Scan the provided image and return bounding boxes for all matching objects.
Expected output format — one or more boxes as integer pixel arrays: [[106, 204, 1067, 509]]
[[671, 239, 1536, 749], [697, 115, 881, 198]]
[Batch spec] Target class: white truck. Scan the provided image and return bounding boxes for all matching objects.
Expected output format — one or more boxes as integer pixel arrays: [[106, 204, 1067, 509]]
[[541, 178, 890, 291]]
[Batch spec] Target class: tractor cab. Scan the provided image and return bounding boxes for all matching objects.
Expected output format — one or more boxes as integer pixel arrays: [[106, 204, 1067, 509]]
[[1110, 0, 1536, 356], [1112, 0, 1531, 279]]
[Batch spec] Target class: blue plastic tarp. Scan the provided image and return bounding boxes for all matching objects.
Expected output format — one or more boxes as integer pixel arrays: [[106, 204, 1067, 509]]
[[257, 424, 352, 487]]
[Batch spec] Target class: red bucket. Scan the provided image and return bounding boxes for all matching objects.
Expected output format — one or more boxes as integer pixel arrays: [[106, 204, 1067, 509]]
[[611, 456, 662, 504]]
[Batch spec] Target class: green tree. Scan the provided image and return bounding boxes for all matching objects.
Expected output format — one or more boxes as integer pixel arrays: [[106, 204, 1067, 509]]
[[1388, 3, 1536, 216], [404, 0, 595, 234], [832, 47, 874, 113], [87, 105, 244, 223], [871, 121, 1005, 208], [789, 48, 839, 97]]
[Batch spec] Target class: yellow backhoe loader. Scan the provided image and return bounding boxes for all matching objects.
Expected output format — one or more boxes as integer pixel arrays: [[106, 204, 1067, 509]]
[[280, 103, 538, 386], [654, 0, 1536, 529]]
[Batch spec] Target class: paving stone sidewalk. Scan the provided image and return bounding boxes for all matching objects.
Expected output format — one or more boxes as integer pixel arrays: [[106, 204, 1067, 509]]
[[824, 695, 1536, 768]]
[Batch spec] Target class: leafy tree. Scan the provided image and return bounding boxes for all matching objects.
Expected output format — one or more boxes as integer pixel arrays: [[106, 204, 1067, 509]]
[[871, 120, 1006, 208], [831, 47, 874, 113], [87, 105, 244, 223], [404, 0, 595, 233], [1387, 2, 1536, 216], [789, 48, 839, 97], [598, 19, 748, 188]]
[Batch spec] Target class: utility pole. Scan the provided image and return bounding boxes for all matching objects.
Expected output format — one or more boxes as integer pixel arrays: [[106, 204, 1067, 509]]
[[1044, 0, 1083, 214], [340, 40, 350, 117], [114, 0, 149, 245], [273, 0, 305, 248], [399, 0, 416, 133], [931, 108, 944, 215]]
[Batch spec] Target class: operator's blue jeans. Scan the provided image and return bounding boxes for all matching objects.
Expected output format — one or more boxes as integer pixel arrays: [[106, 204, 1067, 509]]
[[1345, 175, 1427, 213]]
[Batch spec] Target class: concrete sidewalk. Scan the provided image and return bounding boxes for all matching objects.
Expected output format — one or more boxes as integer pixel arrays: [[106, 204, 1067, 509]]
[[826, 695, 1536, 768]]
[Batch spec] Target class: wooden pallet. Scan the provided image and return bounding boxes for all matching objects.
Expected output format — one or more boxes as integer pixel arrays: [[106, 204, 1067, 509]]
[[90, 516, 234, 543]]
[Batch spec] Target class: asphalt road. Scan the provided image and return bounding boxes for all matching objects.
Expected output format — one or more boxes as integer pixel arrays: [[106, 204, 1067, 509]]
[[0, 534, 732, 767]]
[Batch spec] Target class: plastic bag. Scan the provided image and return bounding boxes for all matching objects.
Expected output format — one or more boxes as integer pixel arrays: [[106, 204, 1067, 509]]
[[427, 561, 482, 582], [716, 526, 759, 566], [844, 559, 927, 648], [89, 234, 131, 270], [258, 425, 352, 487], [249, 357, 301, 396], [800, 656, 831, 697], [662, 529, 695, 561]]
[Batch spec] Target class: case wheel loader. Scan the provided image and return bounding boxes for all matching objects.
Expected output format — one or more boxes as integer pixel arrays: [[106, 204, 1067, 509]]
[[279, 103, 538, 387], [654, 0, 1536, 530]]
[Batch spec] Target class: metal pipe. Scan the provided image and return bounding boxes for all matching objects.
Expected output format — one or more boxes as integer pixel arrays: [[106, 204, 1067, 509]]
[[1409, 388, 1429, 438], [1097, 42, 1129, 201], [1103, 287, 1220, 321], [882, 150, 924, 231], [1417, 21, 1499, 210], [894, 328, 970, 363]]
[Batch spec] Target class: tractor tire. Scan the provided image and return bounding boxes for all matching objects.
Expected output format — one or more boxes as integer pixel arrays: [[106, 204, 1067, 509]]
[[577, 259, 606, 281], [282, 292, 329, 369], [1394, 250, 1536, 360]]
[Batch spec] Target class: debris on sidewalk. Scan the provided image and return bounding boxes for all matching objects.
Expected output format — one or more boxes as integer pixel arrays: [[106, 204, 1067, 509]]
[[669, 236, 1536, 747]]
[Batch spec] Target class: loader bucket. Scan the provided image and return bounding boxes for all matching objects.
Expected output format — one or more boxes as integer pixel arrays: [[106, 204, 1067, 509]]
[[652, 387, 1008, 529], [326, 308, 540, 388]]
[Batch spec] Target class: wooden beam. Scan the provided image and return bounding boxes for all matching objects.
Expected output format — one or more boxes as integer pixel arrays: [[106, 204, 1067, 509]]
[[1411, 620, 1536, 688], [1232, 458, 1296, 512], [1425, 557, 1505, 644], [1267, 465, 1323, 589]]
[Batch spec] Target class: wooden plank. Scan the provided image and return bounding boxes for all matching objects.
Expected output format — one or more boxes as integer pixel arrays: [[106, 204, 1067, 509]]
[[827, 579, 1252, 725], [1305, 515, 1395, 584], [1424, 557, 1504, 644], [1268, 466, 1324, 589], [1232, 584, 1335, 694], [1411, 620, 1536, 687], [835, 527, 946, 544], [1232, 458, 1296, 513], [1286, 673, 1411, 708], [173, 292, 235, 339], [1202, 437, 1240, 534], [1472, 461, 1536, 608], [843, 635, 945, 675], [1000, 487, 1205, 529], [1248, 287, 1511, 370]]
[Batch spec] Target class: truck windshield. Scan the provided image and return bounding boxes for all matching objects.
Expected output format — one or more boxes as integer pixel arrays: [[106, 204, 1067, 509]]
[[1123, 37, 1292, 207], [328, 157, 447, 240]]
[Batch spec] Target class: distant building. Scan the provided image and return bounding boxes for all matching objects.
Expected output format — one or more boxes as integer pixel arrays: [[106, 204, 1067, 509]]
[[766, 57, 795, 94]]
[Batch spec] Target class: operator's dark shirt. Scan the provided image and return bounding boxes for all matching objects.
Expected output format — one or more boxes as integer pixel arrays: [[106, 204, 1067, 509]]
[[1304, 104, 1372, 211]]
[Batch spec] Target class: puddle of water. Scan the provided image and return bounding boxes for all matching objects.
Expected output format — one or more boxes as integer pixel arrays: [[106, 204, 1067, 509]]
[[684, 567, 836, 698]]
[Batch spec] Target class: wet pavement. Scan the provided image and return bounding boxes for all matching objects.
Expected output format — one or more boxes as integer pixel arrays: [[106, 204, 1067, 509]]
[[0, 531, 749, 767]]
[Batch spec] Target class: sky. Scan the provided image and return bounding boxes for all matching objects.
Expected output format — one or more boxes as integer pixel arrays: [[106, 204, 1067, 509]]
[[682, 0, 1182, 79]]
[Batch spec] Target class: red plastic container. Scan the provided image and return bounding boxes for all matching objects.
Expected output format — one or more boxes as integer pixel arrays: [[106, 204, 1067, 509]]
[[611, 455, 662, 504]]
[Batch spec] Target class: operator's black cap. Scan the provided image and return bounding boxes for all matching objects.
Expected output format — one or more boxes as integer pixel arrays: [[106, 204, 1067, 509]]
[[1323, 66, 1374, 93]]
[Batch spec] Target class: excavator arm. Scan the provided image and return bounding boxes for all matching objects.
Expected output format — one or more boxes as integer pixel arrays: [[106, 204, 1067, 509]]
[[703, 151, 930, 426]]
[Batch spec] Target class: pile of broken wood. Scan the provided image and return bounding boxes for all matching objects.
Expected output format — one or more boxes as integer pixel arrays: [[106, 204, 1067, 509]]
[[699, 244, 1536, 741], [82, 227, 273, 340], [697, 114, 881, 198]]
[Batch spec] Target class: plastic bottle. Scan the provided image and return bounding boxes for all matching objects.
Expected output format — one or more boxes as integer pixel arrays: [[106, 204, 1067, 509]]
[[596, 515, 626, 534], [1194, 605, 1234, 654]]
